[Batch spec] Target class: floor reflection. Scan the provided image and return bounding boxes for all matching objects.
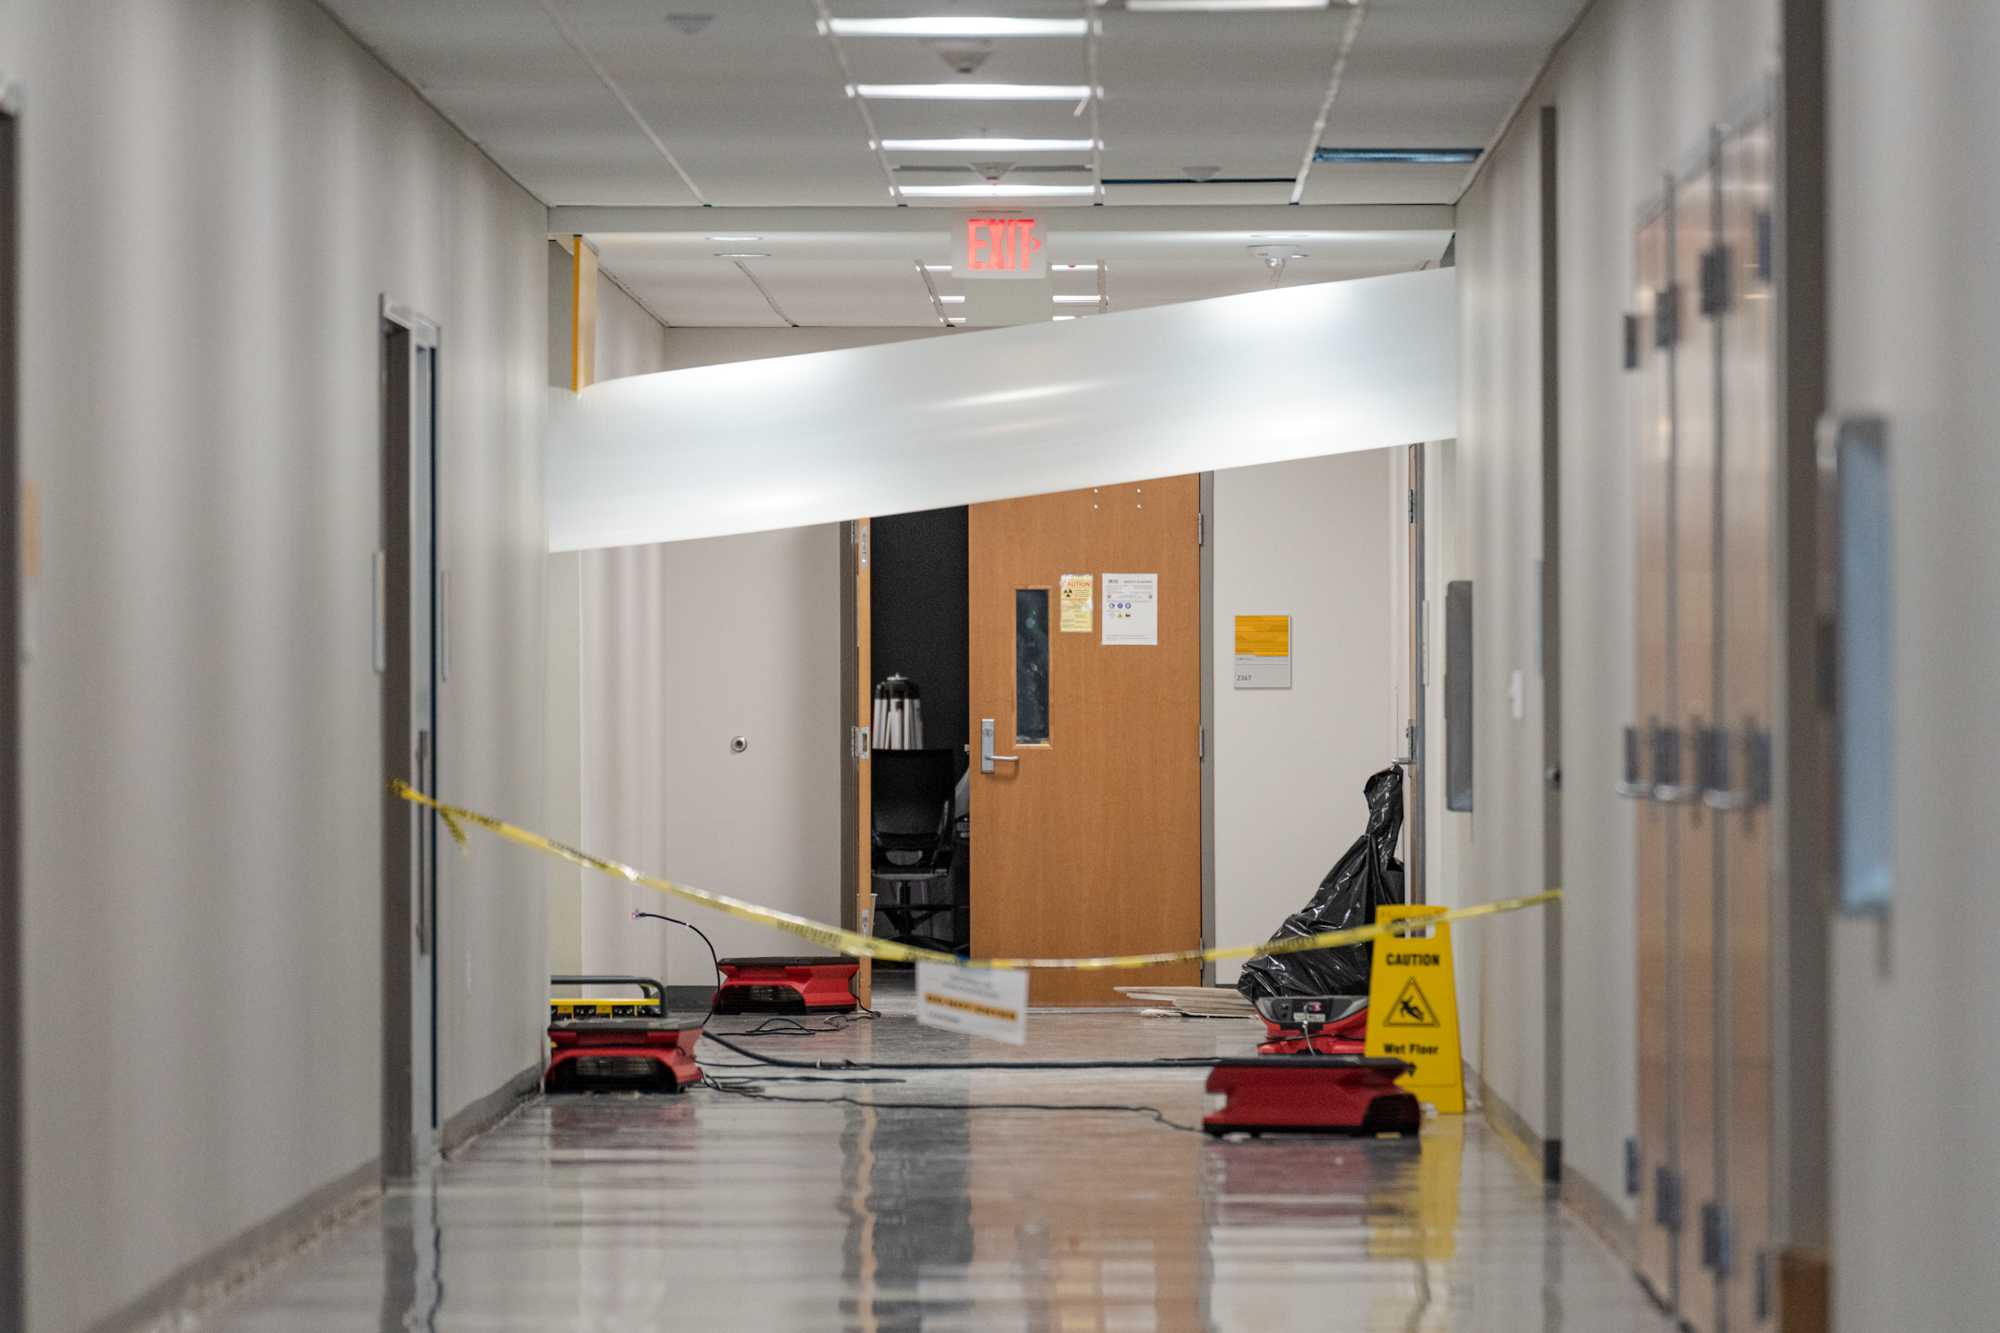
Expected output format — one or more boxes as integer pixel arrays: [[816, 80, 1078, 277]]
[[202, 1004, 1669, 1332]]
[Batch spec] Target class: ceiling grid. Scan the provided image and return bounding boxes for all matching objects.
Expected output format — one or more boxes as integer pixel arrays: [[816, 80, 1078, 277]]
[[318, 0, 1590, 326]]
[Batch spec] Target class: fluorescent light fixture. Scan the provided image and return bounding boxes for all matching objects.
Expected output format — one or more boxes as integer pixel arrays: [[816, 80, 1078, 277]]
[[1052, 314, 1079, 321], [923, 264, 952, 272], [939, 294, 966, 304], [880, 137, 1098, 153], [853, 83, 1094, 101], [714, 251, 769, 259], [1313, 146, 1483, 165], [705, 234, 762, 241], [946, 316, 967, 324], [1129, 0, 1330, 9], [898, 183, 1096, 198], [829, 17, 1087, 37], [1053, 294, 1100, 305], [1051, 262, 1099, 272]]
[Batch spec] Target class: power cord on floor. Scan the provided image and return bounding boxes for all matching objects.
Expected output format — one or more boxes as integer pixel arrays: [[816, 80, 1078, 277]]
[[698, 1073, 1203, 1134], [732, 1010, 879, 1038], [631, 911, 720, 1027], [699, 1028, 1260, 1073]]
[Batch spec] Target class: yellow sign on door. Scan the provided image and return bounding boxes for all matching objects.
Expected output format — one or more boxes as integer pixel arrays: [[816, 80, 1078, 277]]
[[1364, 904, 1465, 1113]]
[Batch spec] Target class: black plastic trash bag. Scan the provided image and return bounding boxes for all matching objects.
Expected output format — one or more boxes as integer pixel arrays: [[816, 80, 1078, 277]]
[[1235, 766, 1406, 1001]]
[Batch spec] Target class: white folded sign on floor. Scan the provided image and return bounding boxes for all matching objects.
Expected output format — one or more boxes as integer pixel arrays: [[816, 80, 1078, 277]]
[[916, 961, 1029, 1046], [547, 267, 1456, 551]]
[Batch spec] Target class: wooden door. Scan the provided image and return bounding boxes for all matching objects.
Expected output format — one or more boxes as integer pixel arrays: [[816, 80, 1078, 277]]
[[1674, 161, 1721, 1333], [968, 476, 1201, 1006], [1719, 116, 1776, 1333], [1632, 207, 1679, 1308]]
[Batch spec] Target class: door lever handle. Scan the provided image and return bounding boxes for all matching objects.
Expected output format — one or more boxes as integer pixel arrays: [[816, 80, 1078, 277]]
[[979, 718, 1020, 774]]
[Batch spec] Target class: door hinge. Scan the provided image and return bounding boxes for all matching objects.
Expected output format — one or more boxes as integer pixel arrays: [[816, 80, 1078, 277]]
[[850, 726, 871, 763], [1699, 1201, 1735, 1277], [1196, 510, 1205, 547], [1623, 1137, 1641, 1196], [1754, 1248, 1774, 1322], [1700, 244, 1733, 317], [1654, 283, 1680, 348], [1407, 487, 1418, 525], [1198, 726, 1206, 761], [1622, 312, 1640, 371], [1755, 210, 1774, 284], [1654, 1166, 1683, 1232]]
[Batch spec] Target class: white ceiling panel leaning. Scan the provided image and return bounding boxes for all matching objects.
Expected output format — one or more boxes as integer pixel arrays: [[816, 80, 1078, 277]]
[[547, 266, 1456, 550], [318, 0, 1589, 326]]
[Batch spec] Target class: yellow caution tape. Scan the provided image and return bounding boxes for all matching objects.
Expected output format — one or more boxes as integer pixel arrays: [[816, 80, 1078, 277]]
[[393, 780, 1560, 971]]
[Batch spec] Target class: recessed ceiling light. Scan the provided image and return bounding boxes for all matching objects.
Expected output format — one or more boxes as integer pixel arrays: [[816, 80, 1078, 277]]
[[1051, 263, 1100, 272], [706, 234, 762, 242], [898, 183, 1096, 197], [1052, 314, 1080, 321], [1314, 147, 1483, 165], [828, 17, 1088, 37], [1128, 0, 1331, 10], [880, 137, 1098, 153], [853, 83, 1095, 101], [1053, 294, 1100, 305], [714, 251, 769, 259], [946, 316, 967, 324]]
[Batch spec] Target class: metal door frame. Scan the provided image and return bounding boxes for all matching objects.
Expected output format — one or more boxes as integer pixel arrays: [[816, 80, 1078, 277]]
[[381, 297, 442, 1179], [0, 93, 22, 1333]]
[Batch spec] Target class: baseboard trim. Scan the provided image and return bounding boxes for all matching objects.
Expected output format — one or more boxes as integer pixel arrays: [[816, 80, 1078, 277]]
[[1473, 1066, 1550, 1180], [93, 1157, 380, 1333], [441, 1061, 541, 1158], [1470, 1065, 1639, 1264], [1560, 1156, 1638, 1264]]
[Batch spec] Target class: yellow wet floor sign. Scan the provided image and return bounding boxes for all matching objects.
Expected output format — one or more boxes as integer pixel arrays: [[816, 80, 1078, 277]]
[[1364, 904, 1464, 1113]]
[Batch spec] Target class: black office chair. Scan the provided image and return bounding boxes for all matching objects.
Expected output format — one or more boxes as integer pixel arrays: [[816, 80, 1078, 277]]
[[870, 748, 961, 954]]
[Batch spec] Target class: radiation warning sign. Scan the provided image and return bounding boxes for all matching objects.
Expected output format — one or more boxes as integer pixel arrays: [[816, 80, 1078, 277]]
[[1365, 904, 1465, 1113]]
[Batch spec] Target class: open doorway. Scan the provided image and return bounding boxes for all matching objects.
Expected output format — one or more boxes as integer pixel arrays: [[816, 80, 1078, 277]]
[[380, 300, 441, 1178], [866, 507, 971, 963]]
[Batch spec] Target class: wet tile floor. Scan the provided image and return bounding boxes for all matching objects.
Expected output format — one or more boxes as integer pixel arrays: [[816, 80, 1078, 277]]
[[200, 983, 1672, 1331]]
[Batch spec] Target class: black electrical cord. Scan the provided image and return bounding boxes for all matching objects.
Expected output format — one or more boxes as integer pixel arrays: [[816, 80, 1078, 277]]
[[699, 1074, 1203, 1134], [733, 1011, 879, 1038], [696, 1029, 1379, 1074], [631, 911, 720, 1027]]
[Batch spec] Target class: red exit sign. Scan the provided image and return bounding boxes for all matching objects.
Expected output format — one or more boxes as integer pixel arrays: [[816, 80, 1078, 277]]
[[953, 215, 1046, 279]]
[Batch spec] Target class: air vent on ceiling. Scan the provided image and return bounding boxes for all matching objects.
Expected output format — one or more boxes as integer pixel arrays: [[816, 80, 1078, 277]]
[[1313, 147, 1483, 165], [664, 13, 713, 36]]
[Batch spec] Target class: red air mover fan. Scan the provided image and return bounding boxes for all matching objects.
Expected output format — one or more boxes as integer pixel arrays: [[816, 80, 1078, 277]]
[[712, 957, 860, 1015], [1254, 994, 1371, 1056], [1203, 1056, 1421, 1137]]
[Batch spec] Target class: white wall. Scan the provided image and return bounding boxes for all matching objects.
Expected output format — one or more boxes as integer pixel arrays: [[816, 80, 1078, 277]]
[[1454, 115, 1553, 1141], [1449, 0, 1780, 1219], [9, 1, 550, 1328], [575, 529, 844, 988], [1211, 450, 1402, 985], [1825, 3, 2000, 1327], [658, 325, 946, 373]]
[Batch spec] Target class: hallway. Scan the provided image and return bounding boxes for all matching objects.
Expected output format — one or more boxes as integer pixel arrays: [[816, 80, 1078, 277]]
[[201, 989, 1669, 1332]]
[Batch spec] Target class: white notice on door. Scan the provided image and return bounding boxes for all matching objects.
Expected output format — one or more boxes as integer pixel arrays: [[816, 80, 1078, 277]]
[[916, 962, 1028, 1045], [1101, 572, 1159, 646]]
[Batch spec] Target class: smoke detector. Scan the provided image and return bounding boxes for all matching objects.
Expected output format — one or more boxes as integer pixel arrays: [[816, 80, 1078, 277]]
[[1183, 164, 1221, 182], [970, 160, 1016, 184], [664, 13, 713, 35], [929, 39, 994, 75]]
